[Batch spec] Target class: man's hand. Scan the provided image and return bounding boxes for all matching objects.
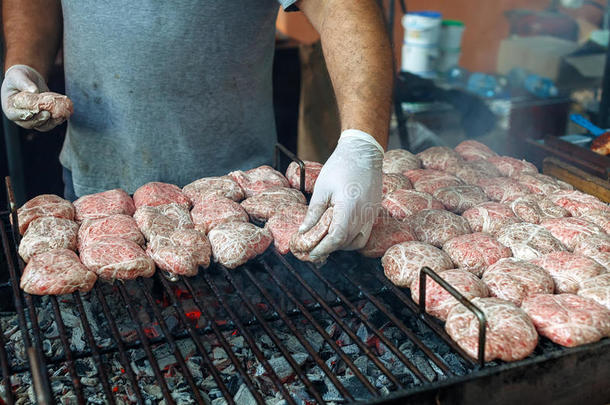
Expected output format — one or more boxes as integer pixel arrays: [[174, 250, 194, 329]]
[[1, 64, 62, 131], [299, 130, 383, 260]]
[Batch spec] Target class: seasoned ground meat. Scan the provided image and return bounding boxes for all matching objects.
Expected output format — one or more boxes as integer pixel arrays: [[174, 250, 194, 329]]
[[413, 172, 463, 195], [382, 189, 444, 220], [531, 252, 607, 294], [382, 149, 421, 174], [290, 208, 334, 263], [454, 140, 498, 161], [358, 211, 417, 258], [522, 294, 610, 347], [133, 182, 191, 210], [417, 146, 464, 171], [481, 258, 554, 306], [578, 273, 610, 311], [134, 203, 194, 241], [9, 91, 73, 120], [20, 249, 96, 295], [476, 177, 530, 202], [241, 187, 307, 222], [18, 217, 79, 263], [381, 241, 453, 287], [403, 169, 446, 184], [432, 185, 489, 214], [574, 234, 610, 270], [515, 173, 563, 195], [445, 297, 538, 362], [16, 194, 75, 235], [510, 194, 570, 224], [410, 209, 471, 248], [285, 161, 323, 193], [80, 237, 155, 280], [546, 190, 610, 217], [442, 233, 512, 276], [444, 160, 501, 185], [265, 205, 309, 255], [147, 229, 211, 276], [229, 165, 290, 198], [496, 223, 566, 260], [487, 156, 538, 177], [382, 173, 412, 195], [78, 214, 144, 251], [462, 202, 520, 235], [540, 217, 605, 251], [73, 189, 136, 223], [182, 176, 244, 204], [410, 269, 489, 321], [191, 195, 249, 234], [207, 222, 273, 269], [578, 210, 610, 234]]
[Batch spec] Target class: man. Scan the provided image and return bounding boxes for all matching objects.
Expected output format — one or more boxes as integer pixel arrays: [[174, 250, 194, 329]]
[[1, 0, 393, 260]]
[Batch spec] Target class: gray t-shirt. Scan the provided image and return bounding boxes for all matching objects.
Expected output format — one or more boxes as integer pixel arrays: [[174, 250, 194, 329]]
[[60, 0, 297, 196]]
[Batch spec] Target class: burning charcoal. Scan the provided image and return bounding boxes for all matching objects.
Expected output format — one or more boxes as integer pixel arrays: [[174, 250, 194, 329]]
[[259, 334, 273, 347], [428, 359, 447, 379], [353, 356, 369, 374], [144, 384, 163, 400], [305, 330, 324, 353], [265, 353, 308, 380], [208, 389, 223, 400], [60, 392, 77, 405], [284, 334, 305, 353], [211, 398, 228, 405], [335, 330, 352, 346], [356, 323, 369, 342], [213, 347, 228, 360], [226, 374, 242, 397], [375, 374, 391, 389], [187, 357, 203, 380], [339, 375, 371, 402], [80, 377, 98, 387], [413, 355, 437, 382], [70, 327, 86, 352], [230, 335, 244, 349], [325, 323, 339, 339], [442, 353, 467, 376], [399, 339, 414, 354], [382, 327, 401, 342], [340, 344, 359, 355], [322, 377, 343, 402]]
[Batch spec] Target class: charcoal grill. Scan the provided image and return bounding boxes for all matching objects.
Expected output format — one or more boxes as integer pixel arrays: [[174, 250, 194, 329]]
[[1, 173, 609, 404]]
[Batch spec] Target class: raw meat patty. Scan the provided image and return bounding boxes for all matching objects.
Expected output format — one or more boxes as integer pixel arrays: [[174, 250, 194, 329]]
[[445, 297, 538, 362], [515, 173, 563, 195], [16, 194, 75, 235], [207, 222, 273, 269], [290, 208, 334, 263], [285, 161, 323, 193], [510, 194, 569, 224], [574, 234, 610, 270], [496, 223, 566, 260], [547, 190, 610, 217], [133, 182, 191, 209], [410, 269, 489, 321], [382, 149, 421, 174], [9, 91, 74, 120], [403, 169, 445, 184], [18, 217, 78, 262], [382, 173, 412, 195], [78, 214, 145, 251], [358, 211, 417, 258], [265, 205, 309, 255], [147, 229, 211, 276], [445, 160, 501, 185], [462, 202, 520, 235], [487, 156, 538, 177], [410, 209, 471, 248], [73, 189, 135, 223], [416, 146, 463, 171], [476, 177, 530, 202], [578, 273, 610, 310], [531, 252, 607, 294], [432, 185, 488, 214], [454, 140, 497, 161], [20, 249, 96, 295], [578, 210, 610, 234], [382, 190, 444, 220], [522, 294, 610, 347], [413, 172, 463, 195], [481, 258, 554, 306], [191, 196, 249, 234], [540, 217, 604, 251], [182, 176, 244, 204], [80, 237, 155, 280], [381, 241, 453, 287], [241, 187, 307, 222], [229, 165, 290, 198], [442, 233, 512, 276], [134, 203, 194, 241]]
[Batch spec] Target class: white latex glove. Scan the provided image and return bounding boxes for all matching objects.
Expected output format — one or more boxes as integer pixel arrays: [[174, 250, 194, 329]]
[[299, 129, 384, 261], [1, 64, 60, 131]]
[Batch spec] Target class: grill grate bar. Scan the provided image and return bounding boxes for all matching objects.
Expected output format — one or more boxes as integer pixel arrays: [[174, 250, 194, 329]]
[[220, 264, 325, 404], [241, 265, 356, 401], [161, 275, 243, 405], [259, 259, 380, 397], [115, 283, 176, 405], [340, 268, 452, 375], [201, 270, 298, 405], [273, 251, 404, 389], [94, 288, 146, 404], [0, 305, 14, 405], [137, 278, 207, 404], [305, 262, 432, 384], [48, 297, 86, 404], [72, 293, 117, 404], [371, 269, 476, 366]]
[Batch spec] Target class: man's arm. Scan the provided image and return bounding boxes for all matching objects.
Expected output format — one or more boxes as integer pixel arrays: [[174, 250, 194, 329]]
[[3, 0, 62, 79], [297, 0, 393, 148]]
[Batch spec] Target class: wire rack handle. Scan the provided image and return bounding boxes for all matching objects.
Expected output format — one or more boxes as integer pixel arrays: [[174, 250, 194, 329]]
[[273, 143, 306, 194]]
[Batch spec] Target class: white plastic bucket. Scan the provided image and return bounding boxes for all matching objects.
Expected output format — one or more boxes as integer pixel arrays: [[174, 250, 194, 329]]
[[439, 20, 465, 50], [402, 11, 442, 46], [437, 49, 461, 72], [402, 43, 439, 75]]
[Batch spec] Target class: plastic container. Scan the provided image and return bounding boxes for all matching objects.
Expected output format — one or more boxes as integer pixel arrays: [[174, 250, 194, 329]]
[[439, 20, 465, 51], [437, 49, 461, 72], [402, 42, 439, 76], [402, 11, 442, 46]]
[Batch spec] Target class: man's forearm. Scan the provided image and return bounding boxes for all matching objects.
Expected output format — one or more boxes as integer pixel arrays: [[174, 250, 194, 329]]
[[3, 0, 62, 79], [299, 0, 393, 149]]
